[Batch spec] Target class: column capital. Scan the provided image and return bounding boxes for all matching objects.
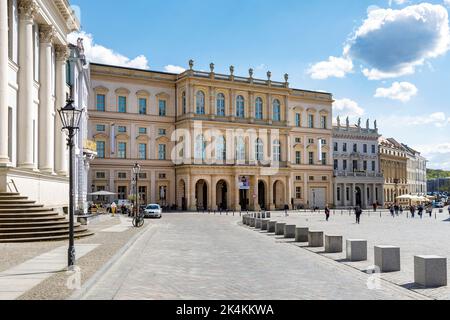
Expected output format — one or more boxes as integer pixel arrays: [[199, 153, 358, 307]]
[[55, 45, 70, 61], [18, 0, 39, 20], [39, 25, 56, 43]]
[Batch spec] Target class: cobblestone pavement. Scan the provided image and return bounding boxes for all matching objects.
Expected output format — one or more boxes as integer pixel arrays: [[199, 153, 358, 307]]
[[266, 208, 450, 300], [80, 213, 426, 300]]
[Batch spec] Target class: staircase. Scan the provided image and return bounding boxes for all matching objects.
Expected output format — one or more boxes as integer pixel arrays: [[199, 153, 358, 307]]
[[0, 192, 94, 243]]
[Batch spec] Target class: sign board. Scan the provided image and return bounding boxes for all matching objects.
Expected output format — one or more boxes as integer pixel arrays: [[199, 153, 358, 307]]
[[238, 176, 250, 190]]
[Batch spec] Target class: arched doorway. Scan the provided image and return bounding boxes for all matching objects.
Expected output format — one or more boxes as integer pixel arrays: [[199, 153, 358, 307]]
[[355, 187, 362, 207], [273, 180, 285, 210], [195, 179, 208, 210], [216, 180, 228, 210], [179, 180, 187, 211], [258, 181, 266, 210]]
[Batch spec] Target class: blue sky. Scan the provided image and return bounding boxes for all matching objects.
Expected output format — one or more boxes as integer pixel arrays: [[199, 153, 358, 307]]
[[70, 0, 450, 170]]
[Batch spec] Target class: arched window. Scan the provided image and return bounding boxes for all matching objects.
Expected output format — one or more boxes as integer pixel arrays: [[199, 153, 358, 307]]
[[256, 138, 264, 161], [235, 137, 245, 161], [236, 95, 245, 118], [196, 91, 205, 115], [217, 93, 225, 116], [255, 97, 263, 120], [273, 99, 281, 121], [273, 140, 281, 162], [216, 136, 226, 161], [181, 91, 186, 114], [195, 135, 206, 160]]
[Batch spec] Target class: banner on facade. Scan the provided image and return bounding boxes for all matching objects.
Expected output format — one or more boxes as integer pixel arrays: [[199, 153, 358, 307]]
[[239, 176, 250, 190]]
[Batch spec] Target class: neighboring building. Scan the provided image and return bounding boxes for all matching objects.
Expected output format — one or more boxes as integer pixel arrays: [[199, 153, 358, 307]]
[[68, 38, 95, 214], [332, 118, 384, 209], [402, 144, 427, 196], [0, 0, 79, 210], [379, 137, 408, 206], [88, 62, 334, 211], [427, 178, 450, 194]]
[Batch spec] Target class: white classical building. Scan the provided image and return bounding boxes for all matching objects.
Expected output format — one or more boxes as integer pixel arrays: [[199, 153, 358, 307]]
[[402, 144, 427, 196], [0, 0, 79, 210], [332, 118, 384, 209]]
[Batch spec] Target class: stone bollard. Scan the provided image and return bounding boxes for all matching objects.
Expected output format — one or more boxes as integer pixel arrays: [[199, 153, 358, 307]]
[[267, 221, 277, 233], [261, 219, 270, 231], [284, 225, 296, 238], [308, 231, 324, 247], [346, 239, 367, 261], [275, 223, 286, 236], [255, 219, 262, 229], [266, 212, 271, 219], [414, 255, 447, 287], [325, 235, 343, 253], [249, 217, 256, 228], [257, 213, 261, 219], [295, 227, 309, 242], [261, 213, 266, 219], [374, 246, 401, 272]]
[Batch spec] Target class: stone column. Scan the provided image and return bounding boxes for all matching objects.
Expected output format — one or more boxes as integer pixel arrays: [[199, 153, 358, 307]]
[[189, 177, 196, 211], [253, 175, 260, 211], [17, 0, 38, 169], [268, 176, 275, 210], [209, 87, 215, 116], [352, 183, 356, 207], [38, 25, 55, 173], [286, 175, 293, 209], [249, 92, 254, 122], [334, 183, 338, 208], [267, 93, 272, 124], [0, 0, 10, 164], [234, 174, 241, 211], [210, 175, 217, 210], [54, 45, 69, 175]]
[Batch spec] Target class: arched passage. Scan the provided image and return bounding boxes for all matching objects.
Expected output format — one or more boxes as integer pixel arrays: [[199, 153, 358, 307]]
[[216, 180, 228, 210], [195, 179, 208, 210], [258, 180, 267, 210], [178, 179, 187, 211], [355, 186, 362, 207], [273, 180, 285, 210]]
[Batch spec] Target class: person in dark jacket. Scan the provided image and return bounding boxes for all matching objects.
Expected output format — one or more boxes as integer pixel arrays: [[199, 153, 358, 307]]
[[325, 205, 330, 222], [355, 206, 362, 224]]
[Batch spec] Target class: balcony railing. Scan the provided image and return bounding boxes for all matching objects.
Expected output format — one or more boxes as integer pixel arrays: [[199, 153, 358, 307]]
[[334, 170, 383, 178]]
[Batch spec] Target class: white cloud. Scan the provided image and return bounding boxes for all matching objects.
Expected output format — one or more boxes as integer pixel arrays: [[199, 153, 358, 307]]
[[374, 81, 418, 102], [380, 112, 450, 128], [414, 143, 450, 170], [348, 3, 450, 79], [444, 0, 450, 8], [389, 0, 408, 6], [307, 56, 353, 80], [332, 98, 365, 122], [164, 65, 186, 74], [68, 31, 150, 69]]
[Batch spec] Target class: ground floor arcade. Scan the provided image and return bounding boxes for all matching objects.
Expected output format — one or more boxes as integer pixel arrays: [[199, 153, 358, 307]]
[[333, 181, 384, 210]]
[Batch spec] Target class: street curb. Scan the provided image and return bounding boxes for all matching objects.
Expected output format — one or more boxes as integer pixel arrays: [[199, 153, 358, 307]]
[[67, 224, 152, 300]]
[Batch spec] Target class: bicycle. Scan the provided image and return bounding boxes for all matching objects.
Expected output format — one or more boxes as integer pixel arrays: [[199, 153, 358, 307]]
[[132, 209, 145, 228]]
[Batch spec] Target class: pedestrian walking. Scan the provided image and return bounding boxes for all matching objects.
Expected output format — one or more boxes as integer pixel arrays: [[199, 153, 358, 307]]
[[394, 204, 399, 216], [389, 205, 395, 217], [448, 205, 450, 216], [355, 205, 362, 224], [399, 205, 403, 215], [373, 202, 378, 212], [325, 205, 330, 222], [418, 205, 424, 219], [410, 205, 416, 218], [111, 202, 117, 217]]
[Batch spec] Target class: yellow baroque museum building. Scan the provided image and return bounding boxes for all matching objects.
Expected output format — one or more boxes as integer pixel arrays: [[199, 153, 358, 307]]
[[88, 62, 334, 211]]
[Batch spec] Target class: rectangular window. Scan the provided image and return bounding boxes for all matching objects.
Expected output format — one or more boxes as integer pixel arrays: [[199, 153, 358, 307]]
[[308, 114, 314, 128], [334, 159, 338, 170], [372, 161, 376, 171], [295, 151, 301, 165], [118, 96, 127, 113], [295, 113, 301, 127], [321, 116, 327, 129], [159, 100, 166, 116], [96, 94, 105, 112], [309, 152, 314, 165], [346, 187, 350, 201], [96, 141, 105, 158], [372, 145, 376, 154], [139, 98, 147, 115], [296, 187, 302, 199], [334, 142, 338, 152], [353, 160, 358, 171], [139, 127, 147, 134], [363, 144, 368, 153], [118, 126, 126, 133], [343, 160, 347, 171], [118, 142, 126, 159], [322, 176, 327, 181], [353, 144, 357, 153], [158, 144, 166, 160], [363, 161, 367, 171], [96, 124, 106, 132], [118, 186, 127, 200], [139, 173, 147, 179], [296, 176, 302, 181], [295, 138, 301, 143], [118, 172, 127, 179], [337, 187, 341, 202], [308, 138, 314, 144], [139, 144, 147, 160], [96, 172, 106, 179], [309, 176, 314, 181], [322, 153, 327, 165], [343, 143, 347, 152], [158, 129, 166, 136], [159, 173, 167, 179]]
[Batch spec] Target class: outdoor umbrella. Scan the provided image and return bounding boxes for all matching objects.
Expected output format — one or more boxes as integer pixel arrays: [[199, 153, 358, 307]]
[[88, 191, 117, 196]]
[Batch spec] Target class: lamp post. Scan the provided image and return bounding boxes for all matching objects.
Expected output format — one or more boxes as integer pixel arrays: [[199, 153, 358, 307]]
[[58, 99, 83, 269], [132, 163, 141, 218]]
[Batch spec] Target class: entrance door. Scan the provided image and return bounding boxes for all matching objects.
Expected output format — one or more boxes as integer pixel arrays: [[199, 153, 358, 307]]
[[240, 189, 249, 211], [309, 188, 326, 209], [258, 181, 266, 210], [355, 187, 362, 207]]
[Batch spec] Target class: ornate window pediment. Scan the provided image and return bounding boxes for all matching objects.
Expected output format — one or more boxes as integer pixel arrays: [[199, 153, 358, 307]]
[[115, 88, 130, 95]]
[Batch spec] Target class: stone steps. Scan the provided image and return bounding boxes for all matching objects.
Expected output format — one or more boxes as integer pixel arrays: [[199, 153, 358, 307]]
[[0, 192, 93, 242]]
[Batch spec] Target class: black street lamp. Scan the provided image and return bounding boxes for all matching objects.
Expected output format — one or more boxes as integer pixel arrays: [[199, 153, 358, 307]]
[[58, 99, 83, 269], [132, 163, 141, 217]]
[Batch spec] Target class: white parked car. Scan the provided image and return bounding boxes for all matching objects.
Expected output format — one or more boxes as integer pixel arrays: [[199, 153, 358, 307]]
[[144, 204, 162, 219]]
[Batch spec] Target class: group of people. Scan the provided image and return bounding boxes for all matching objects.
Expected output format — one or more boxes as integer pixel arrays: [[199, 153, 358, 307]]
[[388, 203, 433, 219]]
